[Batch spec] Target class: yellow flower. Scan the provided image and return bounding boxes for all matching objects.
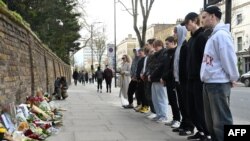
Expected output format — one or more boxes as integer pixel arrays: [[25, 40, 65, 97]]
[[0, 127, 7, 133]]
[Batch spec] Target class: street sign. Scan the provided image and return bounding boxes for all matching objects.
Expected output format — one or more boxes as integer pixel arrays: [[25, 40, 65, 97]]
[[206, 0, 222, 6]]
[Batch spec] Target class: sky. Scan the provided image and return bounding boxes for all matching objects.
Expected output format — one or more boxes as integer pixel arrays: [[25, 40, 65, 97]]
[[75, 0, 204, 65], [81, 0, 203, 43]]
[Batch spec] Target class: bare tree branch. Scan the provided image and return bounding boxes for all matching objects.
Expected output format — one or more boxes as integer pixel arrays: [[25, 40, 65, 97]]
[[118, 0, 133, 16]]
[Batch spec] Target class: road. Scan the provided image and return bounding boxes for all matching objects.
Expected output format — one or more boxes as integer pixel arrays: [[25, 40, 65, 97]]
[[231, 87, 250, 124]]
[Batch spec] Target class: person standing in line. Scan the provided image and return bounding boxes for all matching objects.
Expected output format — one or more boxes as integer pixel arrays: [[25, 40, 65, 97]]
[[161, 36, 181, 128], [95, 66, 104, 93], [135, 49, 149, 113], [200, 6, 239, 141], [123, 49, 140, 109], [172, 25, 194, 135], [182, 12, 210, 141], [103, 65, 113, 93], [148, 39, 168, 123], [144, 38, 157, 119], [119, 54, 131, 107], [72, 69, 79, 86]]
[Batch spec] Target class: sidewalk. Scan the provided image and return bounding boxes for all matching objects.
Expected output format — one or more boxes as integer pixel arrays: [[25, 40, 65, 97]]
[[47, 82, 188, 141]]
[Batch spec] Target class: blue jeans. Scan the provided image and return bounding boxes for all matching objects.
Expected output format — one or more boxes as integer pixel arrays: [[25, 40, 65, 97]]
[[151, 82, 168, 118], [203, 83, 232, 141]]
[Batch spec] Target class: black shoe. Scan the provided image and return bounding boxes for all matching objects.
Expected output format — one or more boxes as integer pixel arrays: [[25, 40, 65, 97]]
[[179, 130, 194, 136], [172, 127, 183, 132], [200, 136, 212, 141], [187, 132, 204, 140], [124, 104, 134, 109]]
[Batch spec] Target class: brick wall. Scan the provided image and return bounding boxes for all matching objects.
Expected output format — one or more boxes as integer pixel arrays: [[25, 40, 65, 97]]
[[0, 9, 71, 105]]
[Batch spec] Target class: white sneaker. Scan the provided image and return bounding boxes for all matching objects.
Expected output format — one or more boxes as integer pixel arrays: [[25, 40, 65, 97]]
[[156, 117, 168, 123], [171, 120, 180, 128], [147, 113, 157, 119], [164, 120, 173, 126]]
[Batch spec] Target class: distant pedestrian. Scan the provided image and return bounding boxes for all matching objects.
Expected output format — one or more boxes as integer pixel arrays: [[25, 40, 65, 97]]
[[95, 66, 104, 93], [72, 69, 79, 86], [103, 65, 113, 93], [201, 6, 239, 141]]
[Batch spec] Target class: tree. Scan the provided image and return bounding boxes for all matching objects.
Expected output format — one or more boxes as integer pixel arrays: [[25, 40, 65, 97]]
[[119, 0, 155, 48], [93, 31, 107, 66], [2, 0, 83, 64]]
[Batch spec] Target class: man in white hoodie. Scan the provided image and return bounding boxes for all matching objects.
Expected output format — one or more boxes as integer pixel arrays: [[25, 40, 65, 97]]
[[200, 6, 239, 141]]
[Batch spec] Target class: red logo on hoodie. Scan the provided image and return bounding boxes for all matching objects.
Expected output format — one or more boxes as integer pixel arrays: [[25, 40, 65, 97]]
[[203, 54, 214, 66]]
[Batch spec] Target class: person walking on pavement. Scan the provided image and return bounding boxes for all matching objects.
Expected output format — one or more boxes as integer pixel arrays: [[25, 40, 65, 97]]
[[200, 6, 239, 141], [173, 25, 194, 135], [95, 66, 104, 93], [103, 65, 113, 93], [73, 69, 79, 86], [119, 54, 131, 107], [182, 12, 211, 141], [161, 36, 181, 128]]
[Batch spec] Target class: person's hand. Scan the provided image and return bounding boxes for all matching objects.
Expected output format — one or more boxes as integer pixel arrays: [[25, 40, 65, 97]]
[[148, 75, 151, 82], [231, 81, 237, 87]]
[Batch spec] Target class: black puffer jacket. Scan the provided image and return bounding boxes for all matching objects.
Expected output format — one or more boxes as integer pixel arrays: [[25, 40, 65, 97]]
[[150, 48, 168, 82], [162, 47, 176, 87]]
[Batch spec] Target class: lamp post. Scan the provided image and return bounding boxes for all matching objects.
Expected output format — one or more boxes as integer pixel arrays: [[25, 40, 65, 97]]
[[114, 0, 117, 87]]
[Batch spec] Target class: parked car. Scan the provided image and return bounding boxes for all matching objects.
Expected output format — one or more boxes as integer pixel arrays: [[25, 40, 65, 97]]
[[240, 71, 250, 87]]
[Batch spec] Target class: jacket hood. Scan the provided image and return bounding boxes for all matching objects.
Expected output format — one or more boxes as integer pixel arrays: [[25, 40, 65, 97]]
[[211, 23, 230, 35], [176, 25, 187, 48]]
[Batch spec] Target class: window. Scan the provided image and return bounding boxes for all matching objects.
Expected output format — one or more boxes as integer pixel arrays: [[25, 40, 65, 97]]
[[237, 37, 242, 51], [237, 14, 243, 25]]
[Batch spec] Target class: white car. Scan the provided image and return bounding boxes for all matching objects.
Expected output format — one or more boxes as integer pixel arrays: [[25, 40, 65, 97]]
[[240, 71, 250, 87]]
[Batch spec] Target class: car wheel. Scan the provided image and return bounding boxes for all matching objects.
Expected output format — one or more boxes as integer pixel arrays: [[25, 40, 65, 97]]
[[244, 79, 250, 87]]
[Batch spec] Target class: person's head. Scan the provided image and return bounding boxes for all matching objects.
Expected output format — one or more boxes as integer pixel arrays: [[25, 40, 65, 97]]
[[182, 12, 200, 33], [201, 5, 222, 28], [137, 48, 145, 57], [165, 36, 176, 49], [97, 66, 101, 70], [122, 54, 131, 63], [147, 38, 155, 48], [153, 39, 164, 52], [133, 48, 137, 56]]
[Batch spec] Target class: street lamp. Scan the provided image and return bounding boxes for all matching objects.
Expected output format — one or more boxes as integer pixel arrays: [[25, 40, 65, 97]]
[[114, 0, 117, 87]]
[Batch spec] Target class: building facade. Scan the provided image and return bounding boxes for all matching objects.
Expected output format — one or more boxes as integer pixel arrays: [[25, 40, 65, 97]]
[[116, 34, 137, 68], [219, 0, 250, 74]]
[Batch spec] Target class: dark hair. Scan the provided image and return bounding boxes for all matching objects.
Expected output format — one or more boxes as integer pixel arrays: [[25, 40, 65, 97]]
[[147, 38, 155, 45], [182, 12, 200, 26], [165, 36, 175, 42]]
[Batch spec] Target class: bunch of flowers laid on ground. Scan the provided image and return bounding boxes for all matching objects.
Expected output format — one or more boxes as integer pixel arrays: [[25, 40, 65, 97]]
[[0, 88, 65, 141]]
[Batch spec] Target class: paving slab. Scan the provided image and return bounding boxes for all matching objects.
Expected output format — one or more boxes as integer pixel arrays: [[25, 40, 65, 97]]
[[47, 82, 188, 141]]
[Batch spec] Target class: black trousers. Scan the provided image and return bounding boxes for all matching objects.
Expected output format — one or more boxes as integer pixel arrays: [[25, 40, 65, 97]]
[[105, 79, 112, 92], [166, 83, 180, 121], [127, 80, 138, 105], [97, 79, 103, 90], [144, 81, 155, 113], [187, 79, 209, 135], [175, 81, 194, 130], [137, 80, 148, 107]]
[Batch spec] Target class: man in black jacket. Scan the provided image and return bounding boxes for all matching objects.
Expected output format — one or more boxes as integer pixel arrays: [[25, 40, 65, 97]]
[[161, 36, 180, 128], [183, 12, 210, 141]]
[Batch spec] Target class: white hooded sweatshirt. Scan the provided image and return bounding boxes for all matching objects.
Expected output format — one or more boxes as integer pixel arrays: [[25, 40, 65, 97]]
[[200, 23, 239, 83]]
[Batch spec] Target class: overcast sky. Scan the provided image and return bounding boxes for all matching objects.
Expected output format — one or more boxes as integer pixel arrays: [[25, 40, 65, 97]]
[[81, 0, 203, 43], [75, 0, 204, 65]]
